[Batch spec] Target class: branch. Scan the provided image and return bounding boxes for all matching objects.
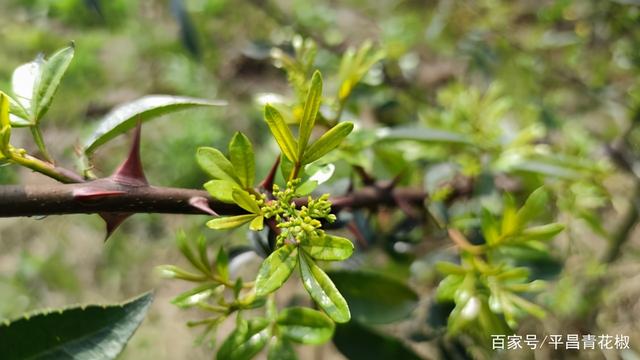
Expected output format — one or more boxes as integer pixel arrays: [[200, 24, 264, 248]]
[[0, 181, 427, 218]]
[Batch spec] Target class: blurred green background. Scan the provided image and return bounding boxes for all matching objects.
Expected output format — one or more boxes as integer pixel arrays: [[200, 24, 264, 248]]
[[1, 0, 639, 358]]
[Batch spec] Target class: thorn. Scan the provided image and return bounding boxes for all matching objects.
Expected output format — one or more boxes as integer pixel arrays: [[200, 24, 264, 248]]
[[189, 196, 218, 216], [353, 165, 375, 185], [73, 187, 125, 201], [259, 156, 281, 191], [111, 122, 148, 187], [346, 220, 368, 249], [100, 213, 132, 241], [392, 191, 421, 219]]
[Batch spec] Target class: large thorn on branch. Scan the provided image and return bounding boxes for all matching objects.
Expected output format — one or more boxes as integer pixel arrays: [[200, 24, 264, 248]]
[[111, 122, 148, 187], [101, 123, 148, 240]]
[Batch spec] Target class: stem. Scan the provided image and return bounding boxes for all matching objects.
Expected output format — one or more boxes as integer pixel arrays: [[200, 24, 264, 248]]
[[10, 150, 83, 183], [0, 181, 427, 217], [30, 126, 54, 163]]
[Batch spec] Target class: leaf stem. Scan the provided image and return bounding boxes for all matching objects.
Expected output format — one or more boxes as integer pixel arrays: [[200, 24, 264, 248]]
[[30, 126, 54, 163]]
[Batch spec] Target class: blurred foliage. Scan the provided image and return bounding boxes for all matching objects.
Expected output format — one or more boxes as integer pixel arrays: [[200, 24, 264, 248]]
[[0, 0, 640, 359]]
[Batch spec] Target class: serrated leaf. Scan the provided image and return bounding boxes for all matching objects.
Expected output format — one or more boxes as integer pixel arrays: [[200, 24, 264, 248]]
[[32, 45, 75, 122], [264, 104, 298, 162], [255, 244, 298, 297], [84, 95, 225, 154], [207, 214, 257, 230], [267, 337, 297, 360], [298, 71, 322, 158], [197, 147, 241, 185], [328, 271, 418, 324], [0, 292, 153, 360], [276, 307, 334, 345], [302, 122, 354, 164], [217, 318, 271, 360], [299, 252, 350, 323], [229, 132, 255, 188], [302, 235, 354, 261], [232, 189, 261, 214], [204, 180, 241, 203]]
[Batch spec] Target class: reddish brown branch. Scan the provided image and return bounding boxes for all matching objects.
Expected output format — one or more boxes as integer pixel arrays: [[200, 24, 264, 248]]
[[0, 181, 427, 218]]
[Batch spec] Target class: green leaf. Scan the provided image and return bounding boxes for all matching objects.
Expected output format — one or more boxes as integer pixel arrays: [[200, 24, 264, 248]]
[[217, 318, 271, 360], [267, 337, 297, 360], [232, 189, 261, 214], [216, 247, 230, 282], [207, 214, 257, 230], [204, 179, 241, 203], [249, 215, 264, 231], [302, 235, 354, 261], [171, 283, 221, 308], [176, 230, 210, 275], [0, 92, 11, 152], [516, 187, 548, 228], [298, 71, 323, 158], [32, 45, 75, 122], [7, 95, 31, 127], [328, 271, 418, 324], [276, 307, 335, 345], [229, 132, 255, 188], [157, 265, 208, 282], [255, 244, 298, 297], [11, 56, 41, 116], [197, 147, 241, 185], [299, 252, 350, 323], [333, 321, 422, 360], [302, 122, 354, 164], [84, 95, 225, 154], [264, 104, 298, 162], [377, 127, 473, 145], [519, 223, 564, 241], [0, 292, 153, 360]]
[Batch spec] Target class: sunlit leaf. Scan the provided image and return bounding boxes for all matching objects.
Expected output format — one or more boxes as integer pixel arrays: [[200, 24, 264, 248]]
[[0, 292, 153, 360], [32, 45, 75, 122], [229, 132, 255, 188], [276, 307, 334, 345], [84, 96, 225, 154], [302, 235, 354, 261], [255, 244, 298, 297], [171, 283, 221, 308], [207, 214, 257, 230], [204, 180, 241, 203], [298, 71, 322, 158], [232, 189, 261, 214], [299, 252, 350, 323], [302, 122, 354, 164], [249, 215, 264, 231], [264, 104, 298, 162], [197, 147, 241, 185], [0, 92, 11, 151]]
